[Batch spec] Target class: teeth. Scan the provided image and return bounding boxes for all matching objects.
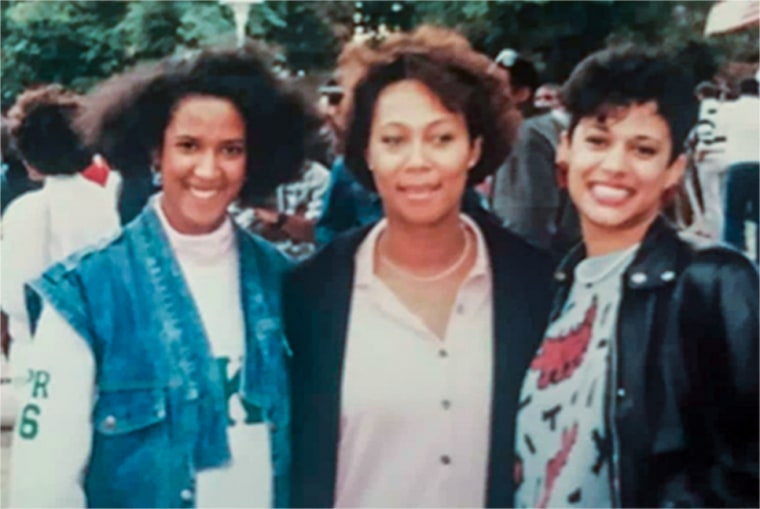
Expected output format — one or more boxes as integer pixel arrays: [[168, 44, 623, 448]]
[[190, 188, 218, 199], [403, 186, 438, 201], [592, 184, 631, 201]]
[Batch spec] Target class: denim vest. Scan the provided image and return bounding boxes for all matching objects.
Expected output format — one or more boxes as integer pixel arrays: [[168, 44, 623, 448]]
[[26, 205, 291, 508]]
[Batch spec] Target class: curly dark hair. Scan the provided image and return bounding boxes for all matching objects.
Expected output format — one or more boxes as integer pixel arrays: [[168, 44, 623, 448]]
[[7, 85, 91, 176], [78, 44, 319, 204], [562, 45, 698, 162], [343, 26, 515, 191]]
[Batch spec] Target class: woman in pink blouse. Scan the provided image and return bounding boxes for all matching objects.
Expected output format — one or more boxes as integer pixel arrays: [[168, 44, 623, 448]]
[[285, 26, 555, 508]]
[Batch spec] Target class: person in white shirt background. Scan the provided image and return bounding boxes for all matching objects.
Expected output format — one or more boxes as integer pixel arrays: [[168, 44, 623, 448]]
[[0, 85, 121, 437], [1, 85, 121, 350], [721, 77, 760, 261], [8, 45, 314, 508]]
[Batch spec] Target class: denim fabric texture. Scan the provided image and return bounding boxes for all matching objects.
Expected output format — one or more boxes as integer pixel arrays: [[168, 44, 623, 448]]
[[26, 205, 292, 508]]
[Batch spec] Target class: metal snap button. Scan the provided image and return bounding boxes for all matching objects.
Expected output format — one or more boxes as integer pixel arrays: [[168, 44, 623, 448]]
[[268, 422, 278, 433], [660, 271, 676, 282], [103, 415, 117, 430], [616, 388, 626, 399], [630, 273, 647, 285], [554, 271, 567, 282], [180, 489, 194, 502]]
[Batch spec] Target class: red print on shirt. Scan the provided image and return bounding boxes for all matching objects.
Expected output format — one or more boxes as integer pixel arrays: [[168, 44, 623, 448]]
[[531, 297, 597, 390], [537, 422, 579, 509], [81, 156, 111, 187]]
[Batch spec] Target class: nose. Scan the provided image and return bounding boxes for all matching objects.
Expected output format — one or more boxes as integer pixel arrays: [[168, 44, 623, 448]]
[[600, 143, 626, 174], [194, 149, 217, 178], [405, 139, 430, 172]]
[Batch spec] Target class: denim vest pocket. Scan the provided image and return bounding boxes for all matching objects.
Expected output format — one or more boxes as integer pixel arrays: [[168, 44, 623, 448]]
[[94, 388, 167, 435], [87, 388, 187, 508]]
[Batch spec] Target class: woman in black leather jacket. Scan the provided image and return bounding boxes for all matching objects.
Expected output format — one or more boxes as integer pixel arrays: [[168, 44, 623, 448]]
[[514, 46, 758, 508]]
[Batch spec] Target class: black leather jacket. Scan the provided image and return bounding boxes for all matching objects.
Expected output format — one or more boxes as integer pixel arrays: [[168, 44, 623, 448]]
[[551, 217, 759, 508]]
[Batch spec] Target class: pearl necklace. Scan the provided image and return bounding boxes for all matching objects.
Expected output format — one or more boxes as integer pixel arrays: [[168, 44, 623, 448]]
[[379, 225, 472, 283]]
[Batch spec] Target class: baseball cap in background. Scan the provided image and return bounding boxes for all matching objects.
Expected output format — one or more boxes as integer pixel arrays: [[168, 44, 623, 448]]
[[494, 49, 540, 92]]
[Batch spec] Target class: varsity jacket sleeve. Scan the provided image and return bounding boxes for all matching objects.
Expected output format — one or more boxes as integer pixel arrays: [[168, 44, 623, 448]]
[[1, 194, 48, 342], [9, 304, 95, 508]]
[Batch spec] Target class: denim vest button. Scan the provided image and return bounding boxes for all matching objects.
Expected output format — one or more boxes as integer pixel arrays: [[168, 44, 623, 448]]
[[180, 489, 193, 502], [103, 415, 117, 430]]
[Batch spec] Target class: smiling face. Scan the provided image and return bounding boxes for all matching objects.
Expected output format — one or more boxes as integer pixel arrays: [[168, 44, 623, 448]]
[[158, 95, 247, 234], [561, 101, 685, 249], [365, 79, 481, 228]]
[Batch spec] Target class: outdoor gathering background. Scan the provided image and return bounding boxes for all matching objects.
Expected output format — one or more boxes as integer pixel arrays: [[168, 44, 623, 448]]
[[2, 0, 759, 112]]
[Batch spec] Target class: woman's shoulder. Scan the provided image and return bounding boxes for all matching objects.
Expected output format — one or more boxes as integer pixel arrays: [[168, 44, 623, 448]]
[[676, 232, 757, 278], [471, 211, 554, 267], [2, 186, 45, 225], [287, 225, 373, 286], [236, 225, 291, 270]]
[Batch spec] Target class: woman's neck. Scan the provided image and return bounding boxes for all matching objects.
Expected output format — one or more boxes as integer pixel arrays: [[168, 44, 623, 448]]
[[379, 211, 466, 275], [582, 214, 655, 257]]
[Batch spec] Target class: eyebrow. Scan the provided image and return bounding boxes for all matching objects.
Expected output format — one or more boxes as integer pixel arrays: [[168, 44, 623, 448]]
[[171, 133, 245, 143], [630, 135, 661, 144], [586, 124, 661, 144], [378, 117, 459, 130]]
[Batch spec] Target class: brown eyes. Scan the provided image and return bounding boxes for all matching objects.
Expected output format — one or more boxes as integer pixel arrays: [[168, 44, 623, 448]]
[[378, 133, 455, 147], [635, 146, 657, 157], [221, 145, 245, 156], [174, 141, 244, 156], [585, 137, 658, 158], [381, 136, 403, 146], [177, 140, 197, 152]]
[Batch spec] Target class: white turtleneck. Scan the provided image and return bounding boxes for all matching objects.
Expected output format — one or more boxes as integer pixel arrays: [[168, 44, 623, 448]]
[[10, 197, 272, 508]]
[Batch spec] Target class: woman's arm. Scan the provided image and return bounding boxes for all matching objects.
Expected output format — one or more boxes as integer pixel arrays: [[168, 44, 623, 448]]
[[9, 305, 95, 508], [680, 252, 759, 507]]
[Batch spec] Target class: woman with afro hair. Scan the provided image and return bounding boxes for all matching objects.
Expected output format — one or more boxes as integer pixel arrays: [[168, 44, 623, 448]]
[[10, 45, 316, 508]]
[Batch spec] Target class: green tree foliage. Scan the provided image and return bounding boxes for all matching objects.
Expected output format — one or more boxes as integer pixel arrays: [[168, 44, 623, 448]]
[[1, 1, 127, 108], [247, 1, 343, 72], [1, 0, 235, 110], [1, 0, 757, 110]]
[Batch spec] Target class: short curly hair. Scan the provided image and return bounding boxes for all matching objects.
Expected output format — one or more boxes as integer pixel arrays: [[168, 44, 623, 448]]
[[78, 44, 319, 204], [343, 25, 515, 191], [7, 85, 91, 176], [562, 45, 698, 163]]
